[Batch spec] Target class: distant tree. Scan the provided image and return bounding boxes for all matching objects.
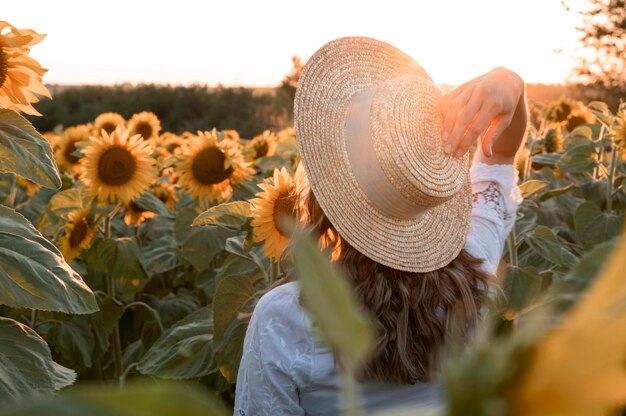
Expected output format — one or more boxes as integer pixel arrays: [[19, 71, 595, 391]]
[[568, 0, 626, 109], [279, 56, 304, 100]]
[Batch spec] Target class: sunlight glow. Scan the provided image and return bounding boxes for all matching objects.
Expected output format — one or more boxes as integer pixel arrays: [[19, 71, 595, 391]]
[[5, 0, 588, 86]]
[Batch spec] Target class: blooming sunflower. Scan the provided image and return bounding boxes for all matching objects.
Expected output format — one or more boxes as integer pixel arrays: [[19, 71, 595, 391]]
[[79, 127, 156, 205], [245, 130, 278, 160], [128, 111, 161, 142], [250, 167, 297, 261], [57, 207, 97, 263], [174, 129, 254, 203], [0, 21, 51, 116], [55, 124, 91, 174], [564, 106, 595, 132], [222, 129, 241, 142], [94, 112, 125, 135]]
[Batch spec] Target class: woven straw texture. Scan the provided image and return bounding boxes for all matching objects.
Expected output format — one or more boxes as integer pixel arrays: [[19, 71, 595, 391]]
[[294, 36, 471, 272]]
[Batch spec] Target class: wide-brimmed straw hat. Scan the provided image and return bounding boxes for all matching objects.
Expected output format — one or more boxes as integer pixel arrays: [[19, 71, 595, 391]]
[[294, 36, 471, 273]]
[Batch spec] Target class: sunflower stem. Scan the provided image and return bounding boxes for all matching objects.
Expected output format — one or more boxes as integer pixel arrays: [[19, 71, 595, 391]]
[[104, 212, 124, 386], [594, 124, 606, 179], [606, 143, 618, 213], [124, 301, 164, 334], [507, 227, 518, 268], [340, 362, 361, 416], [30, 309, 38, 328], [270, 260, 280, 284]]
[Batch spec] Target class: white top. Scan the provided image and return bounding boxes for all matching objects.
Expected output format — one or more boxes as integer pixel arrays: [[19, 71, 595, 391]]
[[234, 163, 522, 416]]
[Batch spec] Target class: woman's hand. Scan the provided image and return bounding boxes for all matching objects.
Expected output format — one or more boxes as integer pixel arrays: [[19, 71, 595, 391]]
[[440, 67, 526, 160]]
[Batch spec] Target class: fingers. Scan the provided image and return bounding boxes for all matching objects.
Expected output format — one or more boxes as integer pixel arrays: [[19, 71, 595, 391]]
[[452, 108, 495, 157], [441, 88, 472, 144], [445, 91, 484, 155], [482, 113, 514, 157]]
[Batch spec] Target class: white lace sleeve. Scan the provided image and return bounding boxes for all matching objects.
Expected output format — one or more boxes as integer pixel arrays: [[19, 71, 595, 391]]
[[233, 282, 311, 416], [464, 162, 523, 274]]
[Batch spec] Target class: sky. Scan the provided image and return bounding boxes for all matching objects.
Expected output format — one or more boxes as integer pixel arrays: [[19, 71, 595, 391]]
[[5, 0, 589, 87]]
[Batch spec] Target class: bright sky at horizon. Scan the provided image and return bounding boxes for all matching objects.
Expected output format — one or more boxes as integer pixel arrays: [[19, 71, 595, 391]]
[[6, 0, 589, 87]]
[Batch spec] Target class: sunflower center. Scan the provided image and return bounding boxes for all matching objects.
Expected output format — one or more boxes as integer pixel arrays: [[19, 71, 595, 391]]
[[0, 44, 7, 89], [97, 146, 137, 186], [134, 122, 153, 140], [192, 147, 234, 185], [101, 122, 118, 134], [255, 141, 269, 158], [273, 192, 296, 237], [64, 140, 81, 164], [69, 218, 89, 248]]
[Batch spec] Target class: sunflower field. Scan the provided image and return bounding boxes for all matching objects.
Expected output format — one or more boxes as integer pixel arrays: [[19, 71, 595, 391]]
[[2, 20, 626, 416]]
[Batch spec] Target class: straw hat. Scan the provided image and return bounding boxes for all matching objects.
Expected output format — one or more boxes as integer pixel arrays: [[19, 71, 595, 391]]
[[294, 36, 471, 273]]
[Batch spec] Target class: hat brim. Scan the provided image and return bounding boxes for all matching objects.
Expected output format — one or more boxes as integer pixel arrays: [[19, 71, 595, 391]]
[[294, 36, 471, 272]]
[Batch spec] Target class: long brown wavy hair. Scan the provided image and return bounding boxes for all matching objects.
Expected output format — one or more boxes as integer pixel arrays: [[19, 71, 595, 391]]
[[283, 174, 495, 385]]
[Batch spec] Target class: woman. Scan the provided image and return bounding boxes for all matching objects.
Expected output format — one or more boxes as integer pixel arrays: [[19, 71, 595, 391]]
[[234, 37, 526, 415]]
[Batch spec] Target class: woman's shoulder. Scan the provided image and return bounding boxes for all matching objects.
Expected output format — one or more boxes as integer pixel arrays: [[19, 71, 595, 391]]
[[251, 281, 310, 334]]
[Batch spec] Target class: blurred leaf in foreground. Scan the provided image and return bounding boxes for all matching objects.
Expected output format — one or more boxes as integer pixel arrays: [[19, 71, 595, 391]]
[[2, 381, 228, 416], [512, 230, 626, 416]]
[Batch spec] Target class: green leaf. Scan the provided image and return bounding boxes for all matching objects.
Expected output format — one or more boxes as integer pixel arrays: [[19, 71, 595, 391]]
[[0, 109, 61, 189], [556, 141, 597, 174], [0, 317, 76, 404], [48, 317, 95, 368], [143, 235, 179, 274], [2, 381, 229, 416], [530, 153, 561, 166], [525, 225, 577, 268], [0, 205, 98, 313], [574, 202, 622, 249], [98, 238, 149, 296], [89, 294, 124, 359], [192, 201, 251, 228], [538, 183, 576, 202], [519, 180, 549, 199], [502, 266, 543, 314], [293, 228, 373, 365], [133, 191, 171, 217], [180, 226, 239, 271], [137, 306, 218, 379], [212, 274, 260, 382]]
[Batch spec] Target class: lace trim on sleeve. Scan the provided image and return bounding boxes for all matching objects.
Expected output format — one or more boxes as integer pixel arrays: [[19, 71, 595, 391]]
[[472, 182, 510, 223]]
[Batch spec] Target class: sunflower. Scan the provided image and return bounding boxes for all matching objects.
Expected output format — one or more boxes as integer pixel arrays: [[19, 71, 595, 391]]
[[222, 129, 241, 142], [123, 200, 157, 227], [55, 124, 92, 174], [564, 106, 595, 132], [94, 112, 125, 135], [128, 111, 161, 142], [245, 130, 278, 160], [79, 127, 156, 205], [542, 125, 564, 153], [0, 22, 51, 116], [250, 167, 297, 261], [174, 129, 254, 203], [150, 180, 179, 210], [57, 208, 97, 263]]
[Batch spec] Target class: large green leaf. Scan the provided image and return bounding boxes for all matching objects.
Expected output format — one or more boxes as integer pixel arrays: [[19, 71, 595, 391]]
[[519, 180, 549, 199], [293, 228, 373, 365], [97, 238, 149, 296], [142, 235, 179, 274], [0, 205, 98, 313], [212, 274, 260, 382], [180, 225, 240, 271], [2, 381, 228, 416], [501, 265, 543, 315], [0, 317, 76, 403], [574, 201, 622, 249], [0, 109, 61, 189], [556, 141, 596, 174], [134, 191, 171, 217], [48, 316, 95, 368], [192, 201, 251, 228], [525, 225, 578, 268], [137, 306, 218, 379], [89, 294, 125, 359]]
